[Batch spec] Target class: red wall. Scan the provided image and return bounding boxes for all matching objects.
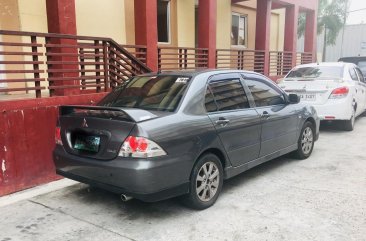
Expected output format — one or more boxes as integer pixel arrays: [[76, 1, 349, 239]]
[[0, 93, 107, 196]]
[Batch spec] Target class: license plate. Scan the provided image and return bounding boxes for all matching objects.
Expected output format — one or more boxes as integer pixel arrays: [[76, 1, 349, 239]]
[[74, 135, 101, 152], [298, 93, 316, 101]]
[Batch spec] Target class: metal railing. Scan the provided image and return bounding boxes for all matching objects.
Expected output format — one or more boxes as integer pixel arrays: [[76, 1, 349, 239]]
[[296, 52, 313, 65], [0, 30, 150, 98], [0, 29, 315, 100], [158, 46, 208, 71], [216, 49, 266, 75], [121, 44, 147, 64], [269, 51, 293, 76]]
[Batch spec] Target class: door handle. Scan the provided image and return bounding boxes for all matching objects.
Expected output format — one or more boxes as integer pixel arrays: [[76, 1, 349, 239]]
[[215, 117, 230, 126], [261, 111, 270, 119]]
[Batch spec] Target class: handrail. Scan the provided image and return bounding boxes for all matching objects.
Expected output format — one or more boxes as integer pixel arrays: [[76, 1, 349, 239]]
[[216, 49, 266, 75], [158, 46, 209, 71], [0, 30, 151, 99]]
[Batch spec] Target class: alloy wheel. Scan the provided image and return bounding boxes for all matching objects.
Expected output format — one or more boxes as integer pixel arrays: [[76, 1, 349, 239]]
[[301, 127, 313, 155], [196, 161, 220, 202]]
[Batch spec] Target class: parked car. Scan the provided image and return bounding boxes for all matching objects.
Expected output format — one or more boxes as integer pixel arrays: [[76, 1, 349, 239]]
[[339, 56, 366, 80], [53, 70, 319, 209], [279, 62, 366, 131]]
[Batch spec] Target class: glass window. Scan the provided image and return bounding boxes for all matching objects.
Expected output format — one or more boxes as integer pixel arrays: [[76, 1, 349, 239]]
[[205, 88, 217, 112], [245, 79, 286, 107], [206, 79, 249, 112], [357, 61, 366, 76], [231, 13, 247, 46], [286, 66, 343, 79], [350, 68, 359, 81], [355, 67, 365, 83], [157, 0, 170, 43], [98, 75, 190, 112]]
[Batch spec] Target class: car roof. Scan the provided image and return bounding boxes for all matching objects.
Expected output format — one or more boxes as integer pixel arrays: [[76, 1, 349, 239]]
[[136, 69, 261, 78], [339, 56, 366, 63], [292, 62, 354, 69]]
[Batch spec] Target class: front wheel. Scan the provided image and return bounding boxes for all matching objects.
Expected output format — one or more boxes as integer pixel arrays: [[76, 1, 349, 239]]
[[183, 153, 223, 210], [294, 121, 315, 160]]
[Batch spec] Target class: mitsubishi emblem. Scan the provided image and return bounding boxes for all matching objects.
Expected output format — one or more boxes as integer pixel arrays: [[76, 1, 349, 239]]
[[82, 118, 88, 128]]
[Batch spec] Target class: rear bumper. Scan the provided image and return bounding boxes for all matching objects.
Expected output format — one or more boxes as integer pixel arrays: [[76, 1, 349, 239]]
[[53, 146, 192, 202], [310, 98, 353, 121]]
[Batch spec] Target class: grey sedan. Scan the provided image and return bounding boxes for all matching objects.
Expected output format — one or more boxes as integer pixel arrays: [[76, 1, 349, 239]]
[[53, 70, 320, 209]]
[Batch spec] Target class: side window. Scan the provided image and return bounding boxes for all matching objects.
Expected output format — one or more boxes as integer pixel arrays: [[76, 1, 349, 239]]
[[349, 68, 359, 81], [355, 68, 365, 83], [205, 79, 249, 112], [205, 88, 217, 112], [245, 78, 286, 107]]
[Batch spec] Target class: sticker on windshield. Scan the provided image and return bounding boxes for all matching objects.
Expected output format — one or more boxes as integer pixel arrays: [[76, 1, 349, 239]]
[[175, 77, 189, 84]]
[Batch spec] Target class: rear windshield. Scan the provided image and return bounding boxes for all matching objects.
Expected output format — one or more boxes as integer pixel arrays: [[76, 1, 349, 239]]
[[98, 75, 190, 112], [286, 66, 343, 80]]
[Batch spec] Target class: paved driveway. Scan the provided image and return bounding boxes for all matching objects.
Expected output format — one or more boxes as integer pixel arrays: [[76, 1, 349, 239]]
[[1, 118, 366, 241]]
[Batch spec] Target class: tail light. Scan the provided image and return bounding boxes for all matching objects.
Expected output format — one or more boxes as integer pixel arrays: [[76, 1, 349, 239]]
[[329, 87, 349, 99], [55, 126, 63, 145], [119, 136, 167, 158]]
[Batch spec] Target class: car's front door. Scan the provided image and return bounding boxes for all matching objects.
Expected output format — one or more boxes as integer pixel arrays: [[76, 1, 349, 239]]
[[242, 73, 299, 157], [205, 73, 262, 167]]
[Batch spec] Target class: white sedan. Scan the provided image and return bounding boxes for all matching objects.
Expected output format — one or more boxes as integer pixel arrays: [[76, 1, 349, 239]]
[[279, 62, 366, 131]]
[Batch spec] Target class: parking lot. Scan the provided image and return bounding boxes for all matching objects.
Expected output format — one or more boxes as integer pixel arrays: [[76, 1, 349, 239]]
[[1, 118, 366, 241]]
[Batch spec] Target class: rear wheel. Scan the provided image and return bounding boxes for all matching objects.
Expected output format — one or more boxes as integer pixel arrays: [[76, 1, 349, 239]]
[[294, 121, 314, 160], [343, 108, 355, 131], [183, 153, 223, 210]]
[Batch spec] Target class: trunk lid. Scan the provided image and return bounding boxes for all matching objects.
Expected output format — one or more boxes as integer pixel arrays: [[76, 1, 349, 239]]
[[280, 78, 344, 105], [58, 105, 163, 160]]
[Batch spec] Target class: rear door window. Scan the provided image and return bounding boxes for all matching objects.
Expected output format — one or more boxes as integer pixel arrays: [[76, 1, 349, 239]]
[[355, 67, 366, 83], [98, 75, 190, 112], [349, 68, 359, 81], [244, 77, 286, 107], [205, 75, 249, 112], [357, 61, 366, 76]]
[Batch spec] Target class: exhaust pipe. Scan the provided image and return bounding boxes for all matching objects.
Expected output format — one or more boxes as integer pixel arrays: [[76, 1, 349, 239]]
[[120, 194, 133, 202]]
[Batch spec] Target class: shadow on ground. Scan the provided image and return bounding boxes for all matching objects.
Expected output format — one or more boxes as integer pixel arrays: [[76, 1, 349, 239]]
[[319, 114, 366, 133], [41, 153, 297, 219]]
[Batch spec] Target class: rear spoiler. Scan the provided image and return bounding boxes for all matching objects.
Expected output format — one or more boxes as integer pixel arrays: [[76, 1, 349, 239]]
[[59, 105, 136, 122]]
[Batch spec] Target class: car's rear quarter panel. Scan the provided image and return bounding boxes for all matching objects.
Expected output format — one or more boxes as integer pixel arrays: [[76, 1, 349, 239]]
[[136, 113, 230, 182]]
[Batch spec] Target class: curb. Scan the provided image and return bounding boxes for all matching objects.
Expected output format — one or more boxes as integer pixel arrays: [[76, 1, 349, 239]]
[[0, 179, 78, 207]]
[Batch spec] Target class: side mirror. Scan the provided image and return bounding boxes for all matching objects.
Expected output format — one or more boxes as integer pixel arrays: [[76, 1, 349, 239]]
[[288, 93, 300, 104]]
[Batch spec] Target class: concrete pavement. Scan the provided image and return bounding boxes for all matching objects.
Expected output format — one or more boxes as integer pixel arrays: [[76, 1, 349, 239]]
[[1, 118, 366, 241]]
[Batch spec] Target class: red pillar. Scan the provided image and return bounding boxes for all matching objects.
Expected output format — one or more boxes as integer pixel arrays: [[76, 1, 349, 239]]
[[198, 0, 217, 69], [304, 10, 317, 62], [46, 0, 80, 96], [284, 4, 299, 66], [255, 0, 272, 76], [134, 0, 158, 71]]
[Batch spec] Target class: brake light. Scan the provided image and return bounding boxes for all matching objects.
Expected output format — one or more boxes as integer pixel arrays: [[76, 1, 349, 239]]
[[55, 126, 62, 145], [119, 136, 167, 158], [329, 87, 349, 99]]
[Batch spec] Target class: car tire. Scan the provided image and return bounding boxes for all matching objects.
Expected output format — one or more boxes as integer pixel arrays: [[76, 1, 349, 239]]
[[294, 121, 315, 160], [183, 153, 223, 210], [343, 108, 355, 131]]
